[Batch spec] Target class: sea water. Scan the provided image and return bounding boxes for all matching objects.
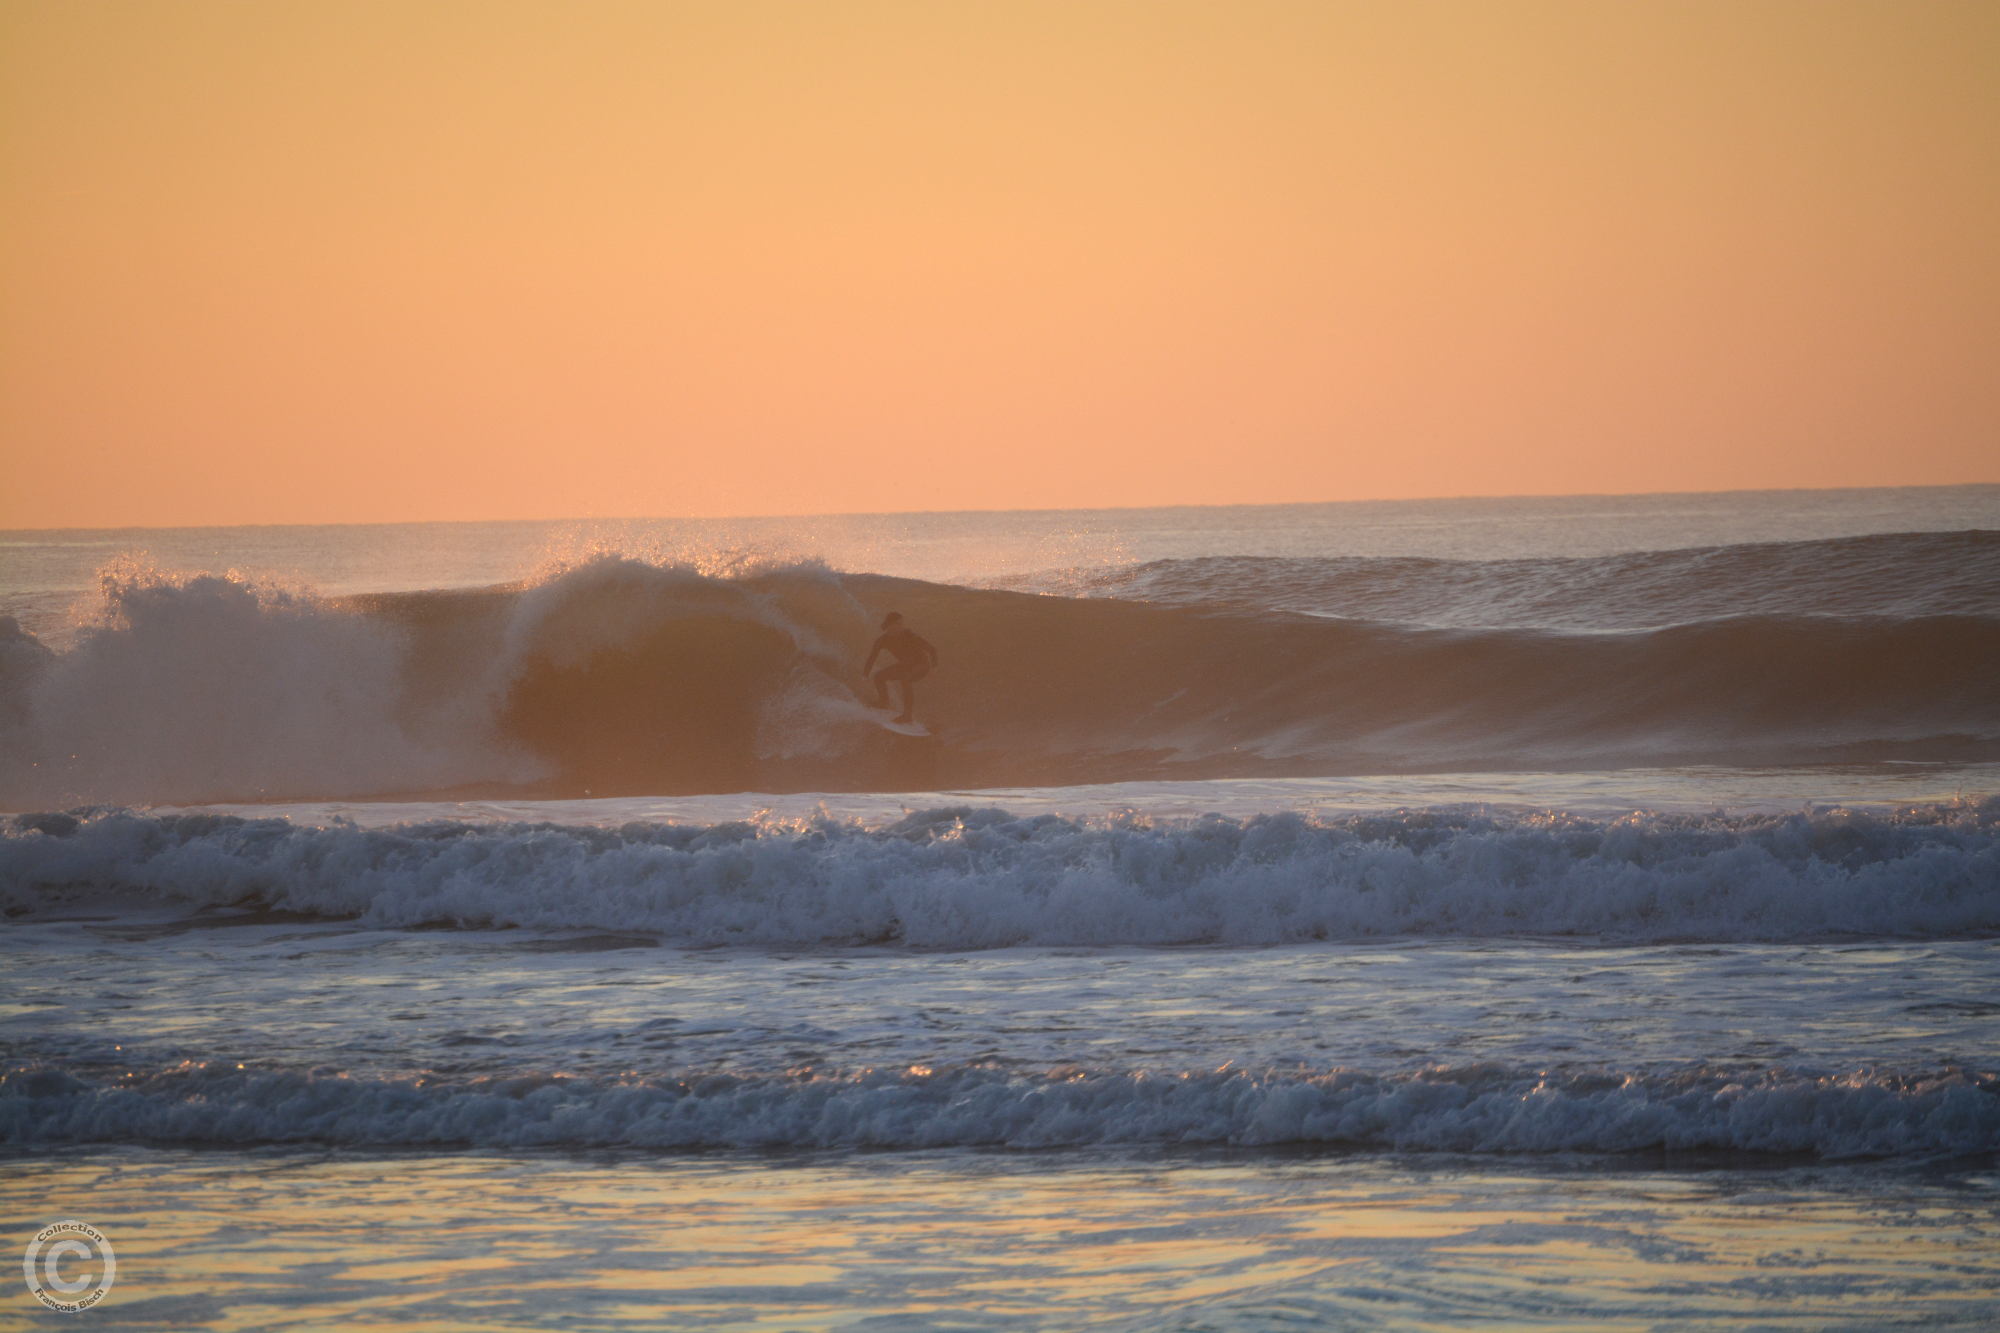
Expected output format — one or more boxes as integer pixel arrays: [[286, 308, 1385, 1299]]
[[3, 486, 1998, 1328]]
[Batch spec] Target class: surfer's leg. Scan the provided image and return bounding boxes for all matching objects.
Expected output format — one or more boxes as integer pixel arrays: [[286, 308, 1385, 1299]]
[[874, 664, 910, 708], [895, 679, 915, 724]]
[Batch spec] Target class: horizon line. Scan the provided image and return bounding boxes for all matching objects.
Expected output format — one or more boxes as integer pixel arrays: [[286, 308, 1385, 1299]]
[[4, 479, 1997, 537]]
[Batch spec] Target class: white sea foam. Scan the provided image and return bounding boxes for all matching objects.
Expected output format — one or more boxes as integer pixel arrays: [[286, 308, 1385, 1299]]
[[5, 801, 1995, 946], [0, 557, 889, 806], [0, 568, 537, 806]]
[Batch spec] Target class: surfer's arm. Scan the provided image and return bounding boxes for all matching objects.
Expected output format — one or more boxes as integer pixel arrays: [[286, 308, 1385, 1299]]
[[862, 635, 885, 675]]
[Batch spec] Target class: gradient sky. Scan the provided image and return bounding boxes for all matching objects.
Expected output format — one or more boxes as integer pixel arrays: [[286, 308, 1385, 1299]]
[[3, 0, 1995, 528]]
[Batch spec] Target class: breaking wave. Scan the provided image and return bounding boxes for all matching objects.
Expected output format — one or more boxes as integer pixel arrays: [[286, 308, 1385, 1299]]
[[2, 533, 1997, 805], [5, 801, 1995, 947]]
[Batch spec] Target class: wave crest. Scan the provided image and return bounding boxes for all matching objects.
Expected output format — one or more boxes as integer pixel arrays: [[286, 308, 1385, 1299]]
[[1060, 529, 2000, 628]]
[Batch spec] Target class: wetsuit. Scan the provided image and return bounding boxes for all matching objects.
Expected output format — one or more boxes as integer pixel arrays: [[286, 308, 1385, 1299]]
[[870, 627, 937, 681]]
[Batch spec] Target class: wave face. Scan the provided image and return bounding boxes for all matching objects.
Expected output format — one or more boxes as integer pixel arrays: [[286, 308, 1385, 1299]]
[[5, 1059, 1992, 1158], [2, 535, 1998, 805], [6, 801, 1995, 947]]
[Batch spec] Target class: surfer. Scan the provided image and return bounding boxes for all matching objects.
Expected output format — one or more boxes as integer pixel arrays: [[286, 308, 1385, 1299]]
[[862, 612, 938, 725]]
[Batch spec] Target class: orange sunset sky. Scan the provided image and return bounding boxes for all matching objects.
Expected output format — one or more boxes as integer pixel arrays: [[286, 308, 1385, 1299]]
[[3, 0, 1995, 529]]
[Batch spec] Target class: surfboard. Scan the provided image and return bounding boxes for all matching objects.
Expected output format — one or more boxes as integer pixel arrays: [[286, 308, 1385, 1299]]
[[875, 718, 930, 737]]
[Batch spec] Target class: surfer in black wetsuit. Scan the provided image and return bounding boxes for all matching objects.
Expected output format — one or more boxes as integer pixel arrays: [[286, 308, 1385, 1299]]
[[863, 612, 938, 725]]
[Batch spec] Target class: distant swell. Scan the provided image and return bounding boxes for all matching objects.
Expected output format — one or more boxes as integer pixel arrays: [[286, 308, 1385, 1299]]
[[6, 802, 1996, 946], [6, 1059, 1994, 1159], [1058, 529, 2000, 629], [2, 536, 1998, 805]]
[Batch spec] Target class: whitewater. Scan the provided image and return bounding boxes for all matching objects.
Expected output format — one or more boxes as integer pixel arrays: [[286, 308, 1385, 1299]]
[[4, 486, 1999, 1330]]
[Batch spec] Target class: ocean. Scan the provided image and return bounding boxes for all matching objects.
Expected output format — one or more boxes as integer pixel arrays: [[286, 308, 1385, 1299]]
[[3, 485, 1998, 1329]]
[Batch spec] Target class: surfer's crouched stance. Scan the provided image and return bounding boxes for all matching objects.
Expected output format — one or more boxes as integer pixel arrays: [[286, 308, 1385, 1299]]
[[863, 611, 939, 725]]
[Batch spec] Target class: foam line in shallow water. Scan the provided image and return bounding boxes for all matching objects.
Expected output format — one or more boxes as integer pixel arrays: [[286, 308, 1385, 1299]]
[[5, 800, 1996, 947], [5, 1059, 1995, 1158]]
